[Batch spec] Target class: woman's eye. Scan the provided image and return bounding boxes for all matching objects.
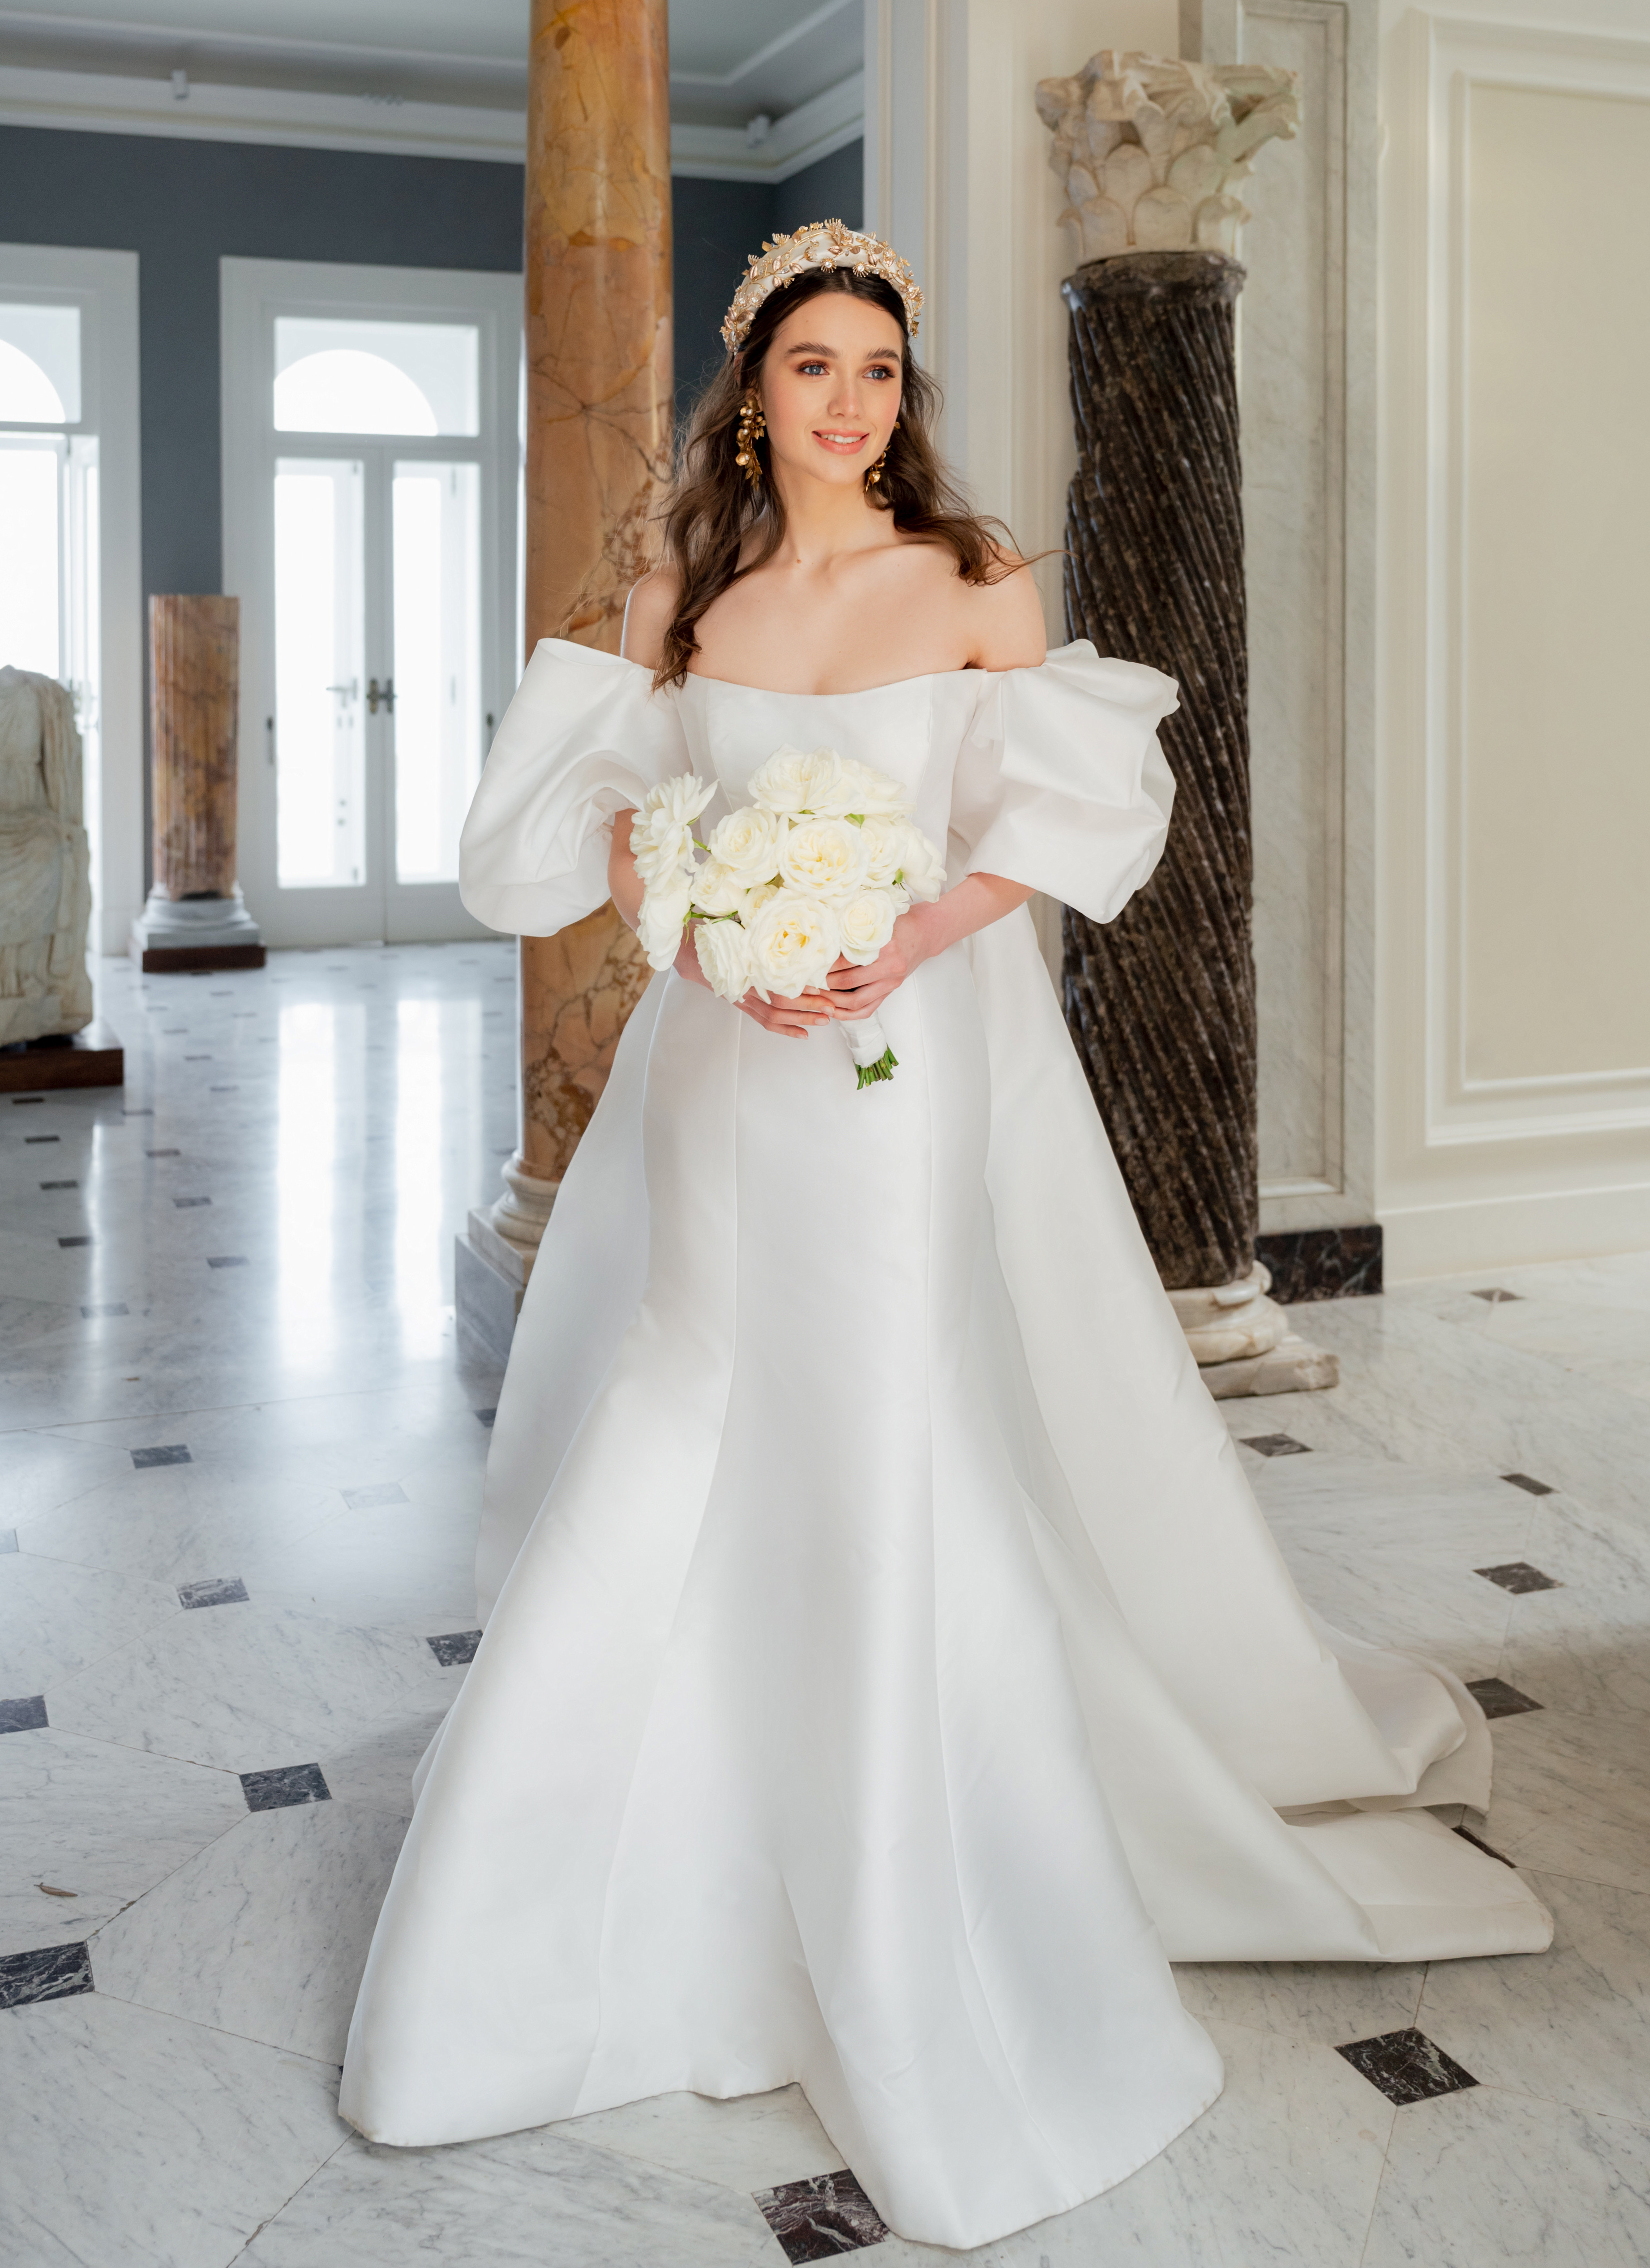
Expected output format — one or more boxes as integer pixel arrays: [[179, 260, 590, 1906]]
[[866, 365, 895, 380], [798, 360, 828, 376]]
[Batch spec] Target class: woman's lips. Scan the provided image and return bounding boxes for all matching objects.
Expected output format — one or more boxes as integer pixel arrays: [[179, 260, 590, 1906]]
[[813, 430, 871, 453]]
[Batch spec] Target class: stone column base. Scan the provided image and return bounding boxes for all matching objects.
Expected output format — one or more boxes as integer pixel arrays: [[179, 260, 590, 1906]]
[[129, 884, 264, 972], [1168, 1260, 1339, 1397], [1200, 1329, 1339, 1399], [453, 1157, 559, 1368]]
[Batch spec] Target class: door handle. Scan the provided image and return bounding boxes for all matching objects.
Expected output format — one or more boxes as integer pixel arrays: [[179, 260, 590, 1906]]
[[367, 677, 395, 715], [325, 678, 359, 701]]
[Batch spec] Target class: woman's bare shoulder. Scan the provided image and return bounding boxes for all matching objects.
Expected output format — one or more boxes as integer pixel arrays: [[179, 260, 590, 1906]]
[[960, 549, 1047, 671], [620, 567, 681, 668]]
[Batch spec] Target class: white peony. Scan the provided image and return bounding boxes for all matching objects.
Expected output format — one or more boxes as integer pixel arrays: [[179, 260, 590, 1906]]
[[637, 870, 693, 970], [707, 804, 783, 884], [857, 815, 906, 887], [778, 816, 870, 902], [694, 917, 754, 1001], [837, 886, 899, 965], [746, 889, 840, 997], [747, 744, 844, 816], [824, 756, 909, 819], [690, 857, 746, 916], [893, 821, 947, 903]]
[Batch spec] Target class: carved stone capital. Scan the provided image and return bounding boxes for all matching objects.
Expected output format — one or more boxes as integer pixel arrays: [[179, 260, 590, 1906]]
[[1036, 50, 1300, 266]]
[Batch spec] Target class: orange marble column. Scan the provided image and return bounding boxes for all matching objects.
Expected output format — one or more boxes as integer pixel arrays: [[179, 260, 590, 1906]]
[[150, 595, 240, 898], [491, 0, 673, 1271]]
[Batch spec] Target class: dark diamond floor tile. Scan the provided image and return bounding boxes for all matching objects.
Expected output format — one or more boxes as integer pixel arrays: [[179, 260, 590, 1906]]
[[58, 1235, 92, 1249], [754, 2172, 889, 2263], [81, 1302, 129, 1318], [0, 1941, 93, 2009], [1241, 1433, 1311, 1457], [1455, 1825, 1515, 1868], [122, 1106, 153, 1115], [207, 1255, 248, 1269], [39, 1178, 78, 1190], [1502, 1472, 1555, 1496], [1474, 1561, 1562, 1595], [178, 1575, 249, 1610], [343, 1482, 408, 1510], [0, 1695, 48, 1733], [473, 1407, 497, 1427], [240, 1762, 330, 1812], [11, 1096, 44, 1106], [173, 1196, 211, 1209], [146, 1147, 181, 1158], [132, 1444, 191, 1469], [24, 1132, 58, 1140], [1471, 1288, 1522, 1303], [1466, 1676, 1543, 1719], [426, 1631, 482, 1668], [1335, 2028, 1478, 2106]]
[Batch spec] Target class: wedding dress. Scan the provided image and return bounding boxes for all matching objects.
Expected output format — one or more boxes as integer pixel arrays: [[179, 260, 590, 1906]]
[[340, 637, 1551, 2251]]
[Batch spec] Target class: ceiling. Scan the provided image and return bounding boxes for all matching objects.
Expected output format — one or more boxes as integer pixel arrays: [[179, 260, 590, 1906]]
[[0, 0, 862, 121]]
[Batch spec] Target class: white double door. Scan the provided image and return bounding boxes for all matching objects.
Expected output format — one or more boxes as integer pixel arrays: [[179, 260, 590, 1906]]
[[223, 260, 521, 947]]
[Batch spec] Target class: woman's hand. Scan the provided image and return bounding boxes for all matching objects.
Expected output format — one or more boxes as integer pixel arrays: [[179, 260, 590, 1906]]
[[671, 926, 834, 1039], [823, 911, 933, 1019]]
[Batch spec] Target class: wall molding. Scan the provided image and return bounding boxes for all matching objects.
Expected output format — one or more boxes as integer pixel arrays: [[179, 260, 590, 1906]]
[[0, 59, 865, 183]]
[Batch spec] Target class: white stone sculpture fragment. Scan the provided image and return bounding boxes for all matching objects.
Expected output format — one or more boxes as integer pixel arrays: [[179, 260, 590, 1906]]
[[1036, 50, 1301, 264], [0, 666, 94, 1046]]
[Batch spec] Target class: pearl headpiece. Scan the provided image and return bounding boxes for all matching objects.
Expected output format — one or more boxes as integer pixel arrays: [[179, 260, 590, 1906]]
[[720, 219, 922, 356]]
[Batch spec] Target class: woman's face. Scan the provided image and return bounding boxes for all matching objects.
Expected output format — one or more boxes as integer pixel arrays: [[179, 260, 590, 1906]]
[[756, 292, 905, 494]]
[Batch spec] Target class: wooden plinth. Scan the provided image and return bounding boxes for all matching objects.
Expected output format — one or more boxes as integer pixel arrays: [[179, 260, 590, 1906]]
[[0, 1020, 124, 1093], [134, 943, 266, 974]]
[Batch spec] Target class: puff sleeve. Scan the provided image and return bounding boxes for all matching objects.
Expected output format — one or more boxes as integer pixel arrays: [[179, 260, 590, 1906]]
[[459, 639, 691, 938], [949, 641, 1179, 922]]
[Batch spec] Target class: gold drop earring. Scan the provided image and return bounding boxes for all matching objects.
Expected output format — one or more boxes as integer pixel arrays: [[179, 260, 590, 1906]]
[[865, 417, 899, 493], [735, 392, 766, 488]]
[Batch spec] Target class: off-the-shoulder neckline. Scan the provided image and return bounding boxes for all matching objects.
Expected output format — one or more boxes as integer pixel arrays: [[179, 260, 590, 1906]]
[[536, 636, 1080, 699]]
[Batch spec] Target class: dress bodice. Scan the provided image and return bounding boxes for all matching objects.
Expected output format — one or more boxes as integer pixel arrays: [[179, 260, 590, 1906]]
[[458, 638, 1182, 942]]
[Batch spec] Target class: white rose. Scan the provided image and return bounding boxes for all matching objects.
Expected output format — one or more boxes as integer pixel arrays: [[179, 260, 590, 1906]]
[[747, 744, 844, 817], [741, 878, 782, 922], [694, 917, 754, 1001], [837, 886, 899, 965], [747, 889, 840, 998], [632, 824, 696, 886], [857, 815, 906, 887], [639, 773, 715, 828], [894, 821, 947, 904], [707, 804, 783, 884], [778, 816, 870, 902], [690, 858, 746, 915], [637, 870, 693, 970], [826, 757, 909, 820]]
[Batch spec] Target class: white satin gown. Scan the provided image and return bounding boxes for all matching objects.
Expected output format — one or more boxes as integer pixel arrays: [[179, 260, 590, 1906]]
[[339, 638, 1551, 2252]]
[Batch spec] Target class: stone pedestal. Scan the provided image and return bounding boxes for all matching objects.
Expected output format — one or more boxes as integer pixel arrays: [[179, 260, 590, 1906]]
[[455, 0, 671, 1360], [135, 596, 263, 973]]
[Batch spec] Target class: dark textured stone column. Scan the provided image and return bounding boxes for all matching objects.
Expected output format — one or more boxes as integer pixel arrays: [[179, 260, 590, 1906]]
[[1060, 251, 1255, 1294]]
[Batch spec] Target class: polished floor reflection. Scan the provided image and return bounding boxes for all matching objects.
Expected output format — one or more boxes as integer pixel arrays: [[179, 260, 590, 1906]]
[[3, 955, 1649, 2264]]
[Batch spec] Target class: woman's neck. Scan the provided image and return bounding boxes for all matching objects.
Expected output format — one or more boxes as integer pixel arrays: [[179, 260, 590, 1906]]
[[764, 467, 899, 571]]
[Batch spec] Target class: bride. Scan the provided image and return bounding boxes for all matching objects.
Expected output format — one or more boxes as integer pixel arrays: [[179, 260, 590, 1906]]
[[340, 221, 1549, 2251]]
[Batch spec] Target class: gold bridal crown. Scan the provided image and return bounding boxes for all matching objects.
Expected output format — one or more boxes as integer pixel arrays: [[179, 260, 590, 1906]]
[[720, 219, 923, 355]]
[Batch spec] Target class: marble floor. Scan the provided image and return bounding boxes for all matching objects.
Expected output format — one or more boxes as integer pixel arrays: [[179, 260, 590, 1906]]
[[4, 948, 1649, 2266]]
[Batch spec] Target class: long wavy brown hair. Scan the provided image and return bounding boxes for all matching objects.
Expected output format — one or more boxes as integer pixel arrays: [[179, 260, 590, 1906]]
[[653, 268, 1020, 690]]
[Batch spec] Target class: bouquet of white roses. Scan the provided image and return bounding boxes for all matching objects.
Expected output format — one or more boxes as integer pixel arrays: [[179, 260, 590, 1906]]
[[628, 745, 947, 1088]]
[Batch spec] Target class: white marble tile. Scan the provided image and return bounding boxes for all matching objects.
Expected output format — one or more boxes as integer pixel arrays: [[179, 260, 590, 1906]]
[[239, 2129, 783, 2265], [0, 1993, 348, 2268], [0, 1725, 244, 1955], [47, 1600, 451, 1773], [1172, 1957, 1425, 2045], [14, 1465, 342, 1590], [237, 1498, 480, 1634], [1266, 1541, 1514, 1682], [882, 2017, 1391, 2267], [94, 1800, 409, 2062], [1253, 1455, 1537, 1565], [1484, 1706, 1650, 1897], [317, 1701, 451, 1814], [1418, 1870, 1650, 2127], [1497, 1584, 1650, 1720], [1361, 2084, 1650, 2268], [0, 1427, 133, 1524], [0, 1550, 180, 1694], [552, 2082, 844, 2194]]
